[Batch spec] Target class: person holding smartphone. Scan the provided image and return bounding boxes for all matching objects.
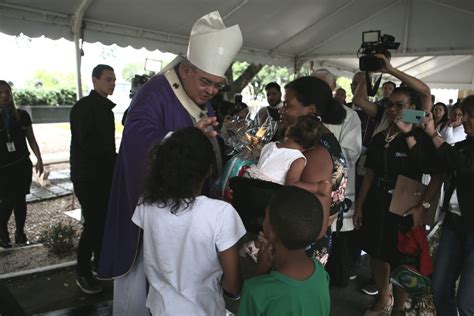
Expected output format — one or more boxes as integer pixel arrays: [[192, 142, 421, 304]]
[[353, 54, 433, 137], [352, 57, 440, 315]]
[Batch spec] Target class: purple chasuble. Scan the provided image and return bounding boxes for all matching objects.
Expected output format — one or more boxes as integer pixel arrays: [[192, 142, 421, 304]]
[[98, 70, 214, 278]]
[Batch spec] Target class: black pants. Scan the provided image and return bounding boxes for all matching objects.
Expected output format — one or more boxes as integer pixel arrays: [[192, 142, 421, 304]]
[[73, 181, 110, 277], [0, 195, 27, 241], [325, 231, 354, 288]]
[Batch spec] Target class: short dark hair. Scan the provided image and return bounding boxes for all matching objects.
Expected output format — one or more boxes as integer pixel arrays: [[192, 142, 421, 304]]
[[267, 186, 323, 250], [382, 81, 396, 90], [141, 127, 217, 214], [265, 82, 281, 92], [92, 64, 114, 79], [286, 115, 329, 149], [284, 76, 346, 125], [461, 95, 474, 117]]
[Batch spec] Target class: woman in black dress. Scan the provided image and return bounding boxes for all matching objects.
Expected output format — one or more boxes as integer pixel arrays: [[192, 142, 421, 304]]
[[0, 80, 43, 248], [353, 86, 439, 315]]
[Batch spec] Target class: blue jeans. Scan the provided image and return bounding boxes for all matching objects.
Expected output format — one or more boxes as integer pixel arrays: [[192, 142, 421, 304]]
[[431, 216, 474, 316]]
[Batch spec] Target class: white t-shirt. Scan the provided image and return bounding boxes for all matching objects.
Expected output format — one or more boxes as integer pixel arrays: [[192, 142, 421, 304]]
[[132, 196, 246, 316], [246, 141, 305, 185]]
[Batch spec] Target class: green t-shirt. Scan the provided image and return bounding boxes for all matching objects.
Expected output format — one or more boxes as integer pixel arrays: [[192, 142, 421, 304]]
[[237, 258, 330, 316]]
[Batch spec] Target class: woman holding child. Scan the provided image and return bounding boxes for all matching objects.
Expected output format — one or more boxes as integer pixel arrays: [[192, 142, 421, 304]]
[[278, 76, 348, 262]]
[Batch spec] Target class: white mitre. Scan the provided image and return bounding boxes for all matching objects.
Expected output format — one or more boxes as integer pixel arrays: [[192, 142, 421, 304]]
[[187, 11, 243, 77]]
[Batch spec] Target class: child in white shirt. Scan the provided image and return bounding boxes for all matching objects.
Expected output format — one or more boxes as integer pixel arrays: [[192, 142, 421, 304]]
[[132, 127, 246, 316], [247, 115, 331, 192]]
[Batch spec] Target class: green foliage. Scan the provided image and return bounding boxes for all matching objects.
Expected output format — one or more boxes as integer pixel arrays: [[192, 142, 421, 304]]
[[26, 69, 77, 90], [14, 88, 77, 106], [122, 63, 144, 82], [336, 77, 353, 100], [39, 221, 78, 257], [232, 61, 291, 100]]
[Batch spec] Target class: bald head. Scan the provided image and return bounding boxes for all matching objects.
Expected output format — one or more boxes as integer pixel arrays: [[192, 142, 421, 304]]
[[350, 71, 365, 94], [311, 68, 337, 91]]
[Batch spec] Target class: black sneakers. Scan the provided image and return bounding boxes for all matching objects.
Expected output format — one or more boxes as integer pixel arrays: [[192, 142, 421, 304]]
[[76, 275, 103, 294], [361, 282, 379, 296], [0, 233, 12, 248], [0, 238, 12, 248], [15, 232, 28, 246]]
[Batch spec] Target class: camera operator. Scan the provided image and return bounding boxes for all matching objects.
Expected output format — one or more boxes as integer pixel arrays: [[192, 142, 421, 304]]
[[353, 54, 432, 136], [121, 74, 151, 126]]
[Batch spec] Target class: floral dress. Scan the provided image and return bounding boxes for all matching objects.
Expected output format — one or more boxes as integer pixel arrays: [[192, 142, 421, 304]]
[[306, 132, 348, 265]]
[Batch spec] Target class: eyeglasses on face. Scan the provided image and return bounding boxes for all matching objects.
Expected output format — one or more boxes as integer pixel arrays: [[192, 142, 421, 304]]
[[386, 100, 409, 109], [198, 77, 226, 90], [190, 66, 226, 90]]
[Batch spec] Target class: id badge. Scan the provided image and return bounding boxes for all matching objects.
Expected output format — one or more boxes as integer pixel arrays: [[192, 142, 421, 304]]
[[6, 141, 16, 152]]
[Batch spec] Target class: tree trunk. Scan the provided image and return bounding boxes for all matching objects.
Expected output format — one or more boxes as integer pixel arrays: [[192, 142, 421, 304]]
[[224, 63, 263, 100]]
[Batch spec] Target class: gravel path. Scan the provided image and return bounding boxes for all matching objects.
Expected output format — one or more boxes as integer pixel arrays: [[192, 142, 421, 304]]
[[1, 195, 81, 274]]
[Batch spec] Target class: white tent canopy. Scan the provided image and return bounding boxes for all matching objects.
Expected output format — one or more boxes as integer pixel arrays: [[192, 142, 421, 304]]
[[1, 0, 473, 90]]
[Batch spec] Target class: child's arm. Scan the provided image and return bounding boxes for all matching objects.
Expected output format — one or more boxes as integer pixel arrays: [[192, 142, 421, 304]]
[[219, 244, 242, 296], [285, 158, 332, 196], [284, 157, 306, 185]]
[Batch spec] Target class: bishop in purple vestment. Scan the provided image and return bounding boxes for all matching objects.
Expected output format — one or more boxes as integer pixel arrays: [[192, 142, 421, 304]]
[[97, 10, 243, 315]]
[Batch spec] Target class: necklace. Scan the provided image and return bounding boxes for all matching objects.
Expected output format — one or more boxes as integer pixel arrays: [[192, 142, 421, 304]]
[[384, 126, 400, 148]]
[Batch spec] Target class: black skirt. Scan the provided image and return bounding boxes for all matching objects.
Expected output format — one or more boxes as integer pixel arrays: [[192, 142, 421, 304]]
[[0, 157, 33, 198], [356, 183, 410, 266]]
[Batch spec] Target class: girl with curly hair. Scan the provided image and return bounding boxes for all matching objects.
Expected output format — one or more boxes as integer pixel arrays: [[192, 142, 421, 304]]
[[132, 126, 246, 316]]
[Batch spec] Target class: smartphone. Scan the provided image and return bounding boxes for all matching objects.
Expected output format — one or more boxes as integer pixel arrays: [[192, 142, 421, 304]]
[[402, 109, 428, 124]]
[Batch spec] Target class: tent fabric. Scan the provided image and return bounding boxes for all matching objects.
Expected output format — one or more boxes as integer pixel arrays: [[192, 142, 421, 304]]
[[0, 0, 473, 88]]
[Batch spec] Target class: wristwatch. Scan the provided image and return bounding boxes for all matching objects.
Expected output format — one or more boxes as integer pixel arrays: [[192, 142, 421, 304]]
[[421, 201, 431, 210]]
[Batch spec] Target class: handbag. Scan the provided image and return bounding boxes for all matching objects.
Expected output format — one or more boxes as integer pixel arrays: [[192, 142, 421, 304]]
[[389, 175, 438, 225]]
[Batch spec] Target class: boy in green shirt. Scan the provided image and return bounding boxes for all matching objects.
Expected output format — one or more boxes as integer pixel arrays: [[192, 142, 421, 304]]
[[238, 186, 330, 316]]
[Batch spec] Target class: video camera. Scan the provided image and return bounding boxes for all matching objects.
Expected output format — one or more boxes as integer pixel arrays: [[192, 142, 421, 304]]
[[358, 30, 400, 72], [129, 74, 151, 98]]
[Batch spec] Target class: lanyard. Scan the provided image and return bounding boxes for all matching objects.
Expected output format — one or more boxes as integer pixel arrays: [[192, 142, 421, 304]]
[[1, 108, 13, 141]]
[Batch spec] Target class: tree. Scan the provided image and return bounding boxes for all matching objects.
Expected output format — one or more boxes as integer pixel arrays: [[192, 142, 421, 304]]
[[26, 69, 77, 90], [230, 62, 290, 100], [122, 63, 144, 82]]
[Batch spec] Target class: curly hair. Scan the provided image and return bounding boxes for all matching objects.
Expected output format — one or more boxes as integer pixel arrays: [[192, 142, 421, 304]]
[[141, 127, 217, 214], [267, 186, 323, 250], [286, 115, 330, 149], [284, 76, 346, 125]]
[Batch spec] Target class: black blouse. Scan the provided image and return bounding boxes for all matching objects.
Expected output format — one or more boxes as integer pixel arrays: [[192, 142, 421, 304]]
[[0, 109, 31, 167]]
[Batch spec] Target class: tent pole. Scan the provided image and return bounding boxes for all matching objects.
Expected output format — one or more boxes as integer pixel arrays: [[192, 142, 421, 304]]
[[74, 33, 83, 100], [72, 0, 94, 100]]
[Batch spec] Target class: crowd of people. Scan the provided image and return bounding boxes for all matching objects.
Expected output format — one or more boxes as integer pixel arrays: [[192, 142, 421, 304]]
[[1, 9, 473, 316]]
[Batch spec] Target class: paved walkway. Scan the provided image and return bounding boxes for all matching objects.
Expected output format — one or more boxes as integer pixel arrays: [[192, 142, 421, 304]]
[[27, 169, 73, 203]]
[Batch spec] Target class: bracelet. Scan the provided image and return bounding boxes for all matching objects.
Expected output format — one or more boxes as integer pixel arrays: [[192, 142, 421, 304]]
[[431, 131, 442, 139], [404, 131, 415, 138]]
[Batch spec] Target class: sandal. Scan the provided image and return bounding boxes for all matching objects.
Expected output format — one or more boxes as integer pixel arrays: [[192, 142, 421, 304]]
[[363, 295, 393, 316]]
